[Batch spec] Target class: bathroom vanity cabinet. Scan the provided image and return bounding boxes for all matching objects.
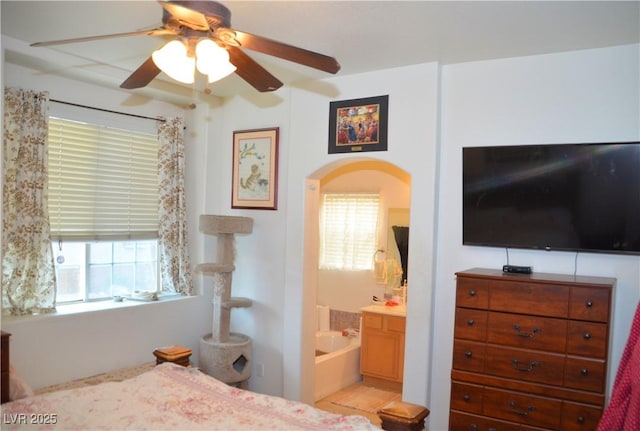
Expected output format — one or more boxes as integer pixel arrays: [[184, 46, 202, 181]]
[[360, 308, 406, 391], [450, 268, 615, 431]]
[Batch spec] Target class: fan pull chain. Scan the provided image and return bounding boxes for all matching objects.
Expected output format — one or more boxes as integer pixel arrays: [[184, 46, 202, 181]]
[[187, 81, 197, 110], [56, 239, 65, 264]]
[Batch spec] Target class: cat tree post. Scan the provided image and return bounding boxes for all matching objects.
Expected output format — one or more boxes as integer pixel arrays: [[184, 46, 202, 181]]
[[196, 215, 253, 386]]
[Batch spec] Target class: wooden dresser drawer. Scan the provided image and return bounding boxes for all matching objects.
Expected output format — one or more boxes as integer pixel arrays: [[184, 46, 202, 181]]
[[489, 280, 569, 318], [386, 315, 406, 333], [453, 340, 486, 373], [564, 357, 606, 393], [363, 313, 405, 332], [567, 321, 607, 358], [570, 287, 611, 323], [450, 381, 483, 414], [485, 345, 565, 385], [363, 313, 383, 330], [457, 277, 489, 309], [487, 312, 567, 352], [455, 308, 488, 341], [451, 268, 614, 431], [0, 336, 8, 373], [450, 410, 520, 431], [483, 387, 562, 429], [561, 401, 602, 431], [1, 332, 10, 404]]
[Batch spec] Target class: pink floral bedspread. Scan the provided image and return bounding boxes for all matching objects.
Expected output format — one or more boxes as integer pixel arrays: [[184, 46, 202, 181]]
[[1, 363, 378, 430]]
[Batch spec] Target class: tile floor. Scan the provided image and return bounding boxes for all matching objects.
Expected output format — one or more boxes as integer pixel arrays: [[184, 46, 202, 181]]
[[315, 381, 402, 428]]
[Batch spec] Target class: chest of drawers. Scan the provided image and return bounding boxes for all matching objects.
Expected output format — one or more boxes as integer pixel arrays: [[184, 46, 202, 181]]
[[1, 332, 10, 404], [450, 268, 615, 431]]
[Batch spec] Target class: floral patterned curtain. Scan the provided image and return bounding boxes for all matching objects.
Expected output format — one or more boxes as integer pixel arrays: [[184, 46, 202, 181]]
[[157, 117, 193, 295], [2, 88, 56, 315]]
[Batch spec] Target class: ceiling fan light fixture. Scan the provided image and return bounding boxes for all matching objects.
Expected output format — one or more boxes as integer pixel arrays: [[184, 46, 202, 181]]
[[205, 62, 237, 84], [195, 39, 237, 83], [152, 40, 195, 84]]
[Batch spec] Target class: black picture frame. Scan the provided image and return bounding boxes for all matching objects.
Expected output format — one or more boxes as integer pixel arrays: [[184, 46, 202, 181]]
[[328, 95, 388, 154]]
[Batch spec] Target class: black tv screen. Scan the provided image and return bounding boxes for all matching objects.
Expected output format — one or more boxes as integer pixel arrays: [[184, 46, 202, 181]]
[[463, 142, 640, 255]]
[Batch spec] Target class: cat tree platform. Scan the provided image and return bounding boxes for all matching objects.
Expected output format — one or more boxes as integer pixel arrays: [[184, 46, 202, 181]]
[[196, 215, 254, 387], [199, 333, 251, 386]]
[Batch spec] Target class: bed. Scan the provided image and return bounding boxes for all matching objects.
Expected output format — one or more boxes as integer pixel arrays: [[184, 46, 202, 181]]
[[1, 362, 380, 430]]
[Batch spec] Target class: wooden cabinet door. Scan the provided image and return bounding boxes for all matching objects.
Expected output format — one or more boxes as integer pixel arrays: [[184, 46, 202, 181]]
[[361, 327, 404, 382], [361, 312, 405, 383]]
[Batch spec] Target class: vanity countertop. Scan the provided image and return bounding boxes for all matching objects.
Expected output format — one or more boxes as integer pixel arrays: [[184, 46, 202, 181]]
[[360, 304, 406, 317]]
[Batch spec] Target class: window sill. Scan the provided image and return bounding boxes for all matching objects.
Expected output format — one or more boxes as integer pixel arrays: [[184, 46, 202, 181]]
[[2, 294, 190, 322]]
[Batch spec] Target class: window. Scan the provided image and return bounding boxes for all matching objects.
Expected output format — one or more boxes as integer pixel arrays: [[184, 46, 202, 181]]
[[54, 240, 158, 302], [319, 193, 380, 270], [48, 117, 160, 302]]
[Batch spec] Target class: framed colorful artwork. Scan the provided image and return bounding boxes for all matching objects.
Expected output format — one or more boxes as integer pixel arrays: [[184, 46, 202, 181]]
[[232, 127, 279, 210], [328, 95, 388, 154]]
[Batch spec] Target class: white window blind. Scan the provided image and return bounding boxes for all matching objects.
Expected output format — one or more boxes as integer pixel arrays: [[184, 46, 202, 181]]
[[48, 117, 159, 240], [319, 193, 380, 270]]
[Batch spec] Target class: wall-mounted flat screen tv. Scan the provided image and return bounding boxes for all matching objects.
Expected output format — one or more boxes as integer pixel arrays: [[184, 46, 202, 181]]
[[463, 142, 640, 255]]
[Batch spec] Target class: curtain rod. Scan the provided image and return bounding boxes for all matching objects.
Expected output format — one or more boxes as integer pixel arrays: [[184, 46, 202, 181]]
[[50, 99, 166, 123]]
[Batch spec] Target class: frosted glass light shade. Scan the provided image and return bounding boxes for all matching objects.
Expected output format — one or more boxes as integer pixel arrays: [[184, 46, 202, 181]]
[[152, 40, 195, 84], [195, 39, 236, 83]]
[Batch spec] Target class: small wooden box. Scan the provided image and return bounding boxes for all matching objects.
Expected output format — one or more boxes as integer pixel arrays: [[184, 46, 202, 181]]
[[153, 345, 192, 367], [378, 401, 430, 431]]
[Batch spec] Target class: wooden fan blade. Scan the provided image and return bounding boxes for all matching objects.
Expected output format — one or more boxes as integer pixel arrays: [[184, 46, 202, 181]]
[[120, 57, 162, 89], [227, 46, 283, 92], [31, 28, 178, 47], [233, 30, 340, 74]]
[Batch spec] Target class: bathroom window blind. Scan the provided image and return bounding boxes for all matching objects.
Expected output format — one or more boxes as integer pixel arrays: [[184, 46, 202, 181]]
[[48, 117, 159, 241], [319, 193, 379, 270]]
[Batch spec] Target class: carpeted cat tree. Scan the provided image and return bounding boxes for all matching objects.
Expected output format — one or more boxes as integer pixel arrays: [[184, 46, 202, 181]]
[[195, 215, 253, 387]]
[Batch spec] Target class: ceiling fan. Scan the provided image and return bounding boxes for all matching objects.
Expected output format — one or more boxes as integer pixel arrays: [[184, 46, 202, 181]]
[[30, 0, 341, 93]]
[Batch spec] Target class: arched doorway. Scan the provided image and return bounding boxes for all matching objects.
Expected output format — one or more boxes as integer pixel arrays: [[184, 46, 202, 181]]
[[303, 158, 411, 401]]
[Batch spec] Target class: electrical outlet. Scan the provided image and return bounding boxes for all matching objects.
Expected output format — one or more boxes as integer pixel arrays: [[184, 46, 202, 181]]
[[256, 363, 265, 377]]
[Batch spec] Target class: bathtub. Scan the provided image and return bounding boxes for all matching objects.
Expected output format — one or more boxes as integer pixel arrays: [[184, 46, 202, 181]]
[[314, 330, 361, 401]]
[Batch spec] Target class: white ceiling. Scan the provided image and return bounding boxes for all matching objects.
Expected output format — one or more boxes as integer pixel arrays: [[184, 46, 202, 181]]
[[2, 1, 639, 106]]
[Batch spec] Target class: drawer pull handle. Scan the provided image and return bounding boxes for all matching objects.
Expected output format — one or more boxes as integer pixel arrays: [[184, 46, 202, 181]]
[[469, 289, 476, 297], [509, 400, 535, 416], [463, 394, 470, 402], [512, 324, 540, 338], [581, 368, 589, 376], [586, 300, 593, 308], [465, 351, 472, 358], [467, 319, 475, 326], [512, 358, 539, 372], [577, 416, 585, 424], [470, 425, 478, 431], [488, 428, 496, 431], [584, 332, 592, 340]]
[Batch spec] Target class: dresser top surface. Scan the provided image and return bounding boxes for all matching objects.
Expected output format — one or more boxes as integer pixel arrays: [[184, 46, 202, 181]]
[[456, 267, 616, 287]]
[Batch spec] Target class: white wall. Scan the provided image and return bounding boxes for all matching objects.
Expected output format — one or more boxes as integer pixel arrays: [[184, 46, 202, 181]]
[[196, 93, 293, 397], [3, 33, 639, 431], [430, 44, 640, 430], [284, 63, 441, 405], [199, 63, 440, 405], [0, 59, 216, 390]]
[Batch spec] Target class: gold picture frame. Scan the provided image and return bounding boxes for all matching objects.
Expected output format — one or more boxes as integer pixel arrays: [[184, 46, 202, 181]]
[[232, 127, 279, 210]]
